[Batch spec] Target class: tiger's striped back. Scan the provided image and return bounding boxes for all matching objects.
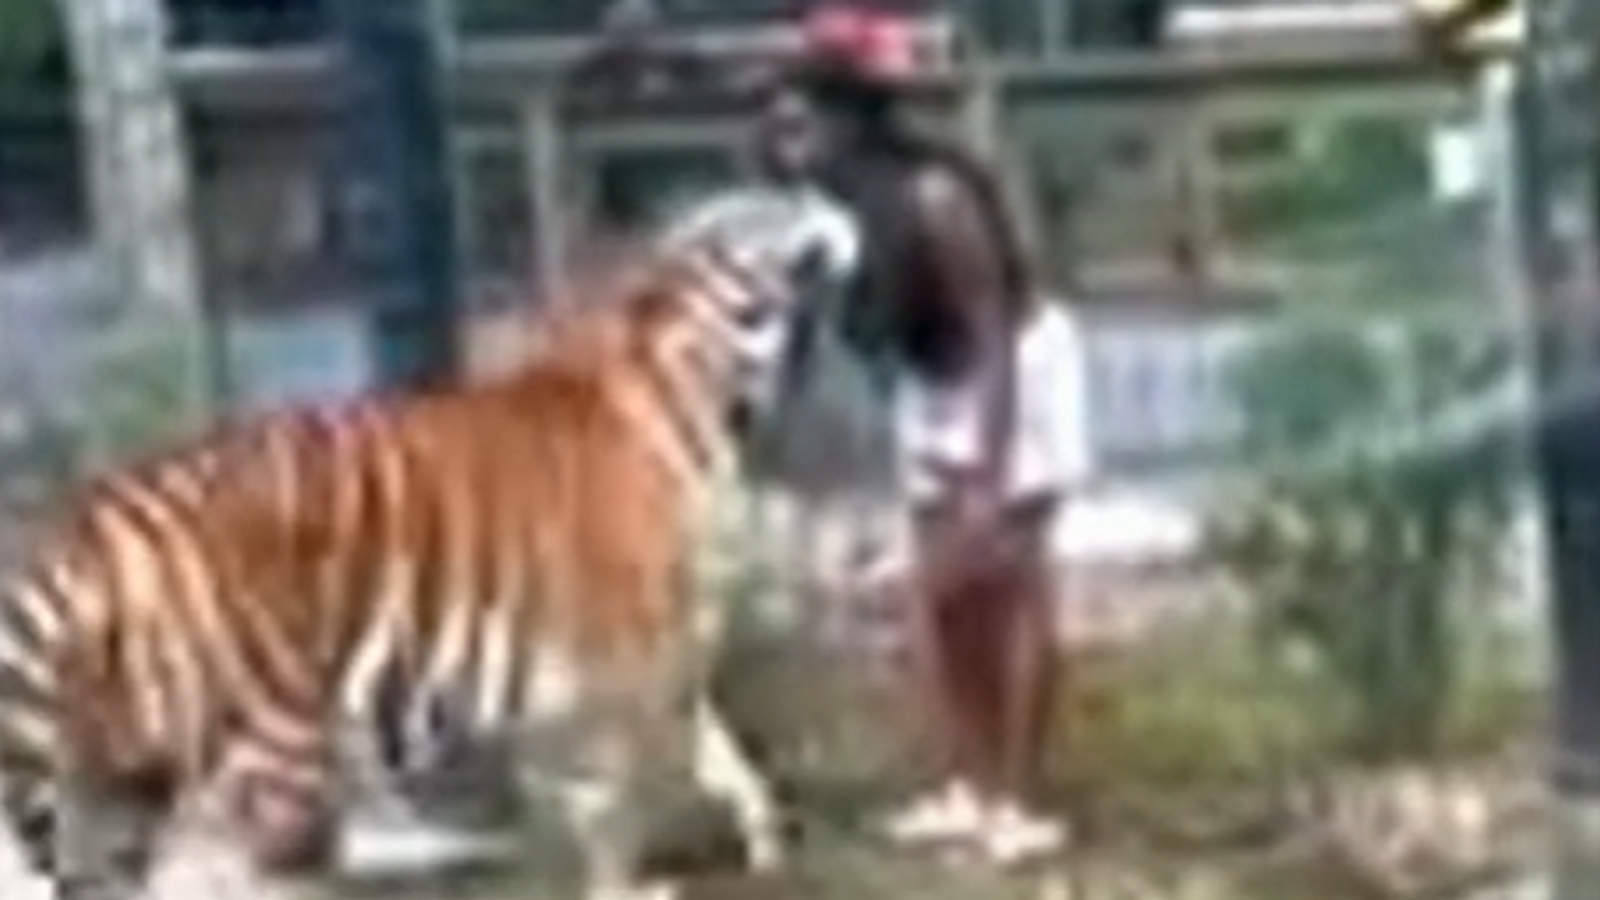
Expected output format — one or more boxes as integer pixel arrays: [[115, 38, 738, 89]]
[[0, 219, 826, 885]]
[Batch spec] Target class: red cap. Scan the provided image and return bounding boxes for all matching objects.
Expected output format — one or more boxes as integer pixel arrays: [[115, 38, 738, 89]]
[[798, 4, 921, 87]]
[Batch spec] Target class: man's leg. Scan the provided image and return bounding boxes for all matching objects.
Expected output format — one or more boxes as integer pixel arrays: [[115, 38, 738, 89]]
[[887, 497, 1066, 848], [931, 561, 1012, 793], [1007, 556, 1061, 796], [980, 507, 1068, 863], [881, 507, 996, 844]]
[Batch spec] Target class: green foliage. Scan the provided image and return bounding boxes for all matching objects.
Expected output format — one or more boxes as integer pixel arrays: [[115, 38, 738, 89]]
[[1061, 623, 1340, 792], [1218, 115, 1483, 312], [1207, 319, 1522, 763], [0, 409, 81, 516], [85, 324, 205, 462], [1225, 326, 1388, 452], [0, 0, 60, 75], [1058, 614, 1533, 795], [1226, 118, 1431, 242]]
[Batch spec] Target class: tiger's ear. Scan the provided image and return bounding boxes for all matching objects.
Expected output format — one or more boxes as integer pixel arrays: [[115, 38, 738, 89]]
[[629, 283, 680, 334], [635, 281, 678, 318], [622, 283, 690, 361]]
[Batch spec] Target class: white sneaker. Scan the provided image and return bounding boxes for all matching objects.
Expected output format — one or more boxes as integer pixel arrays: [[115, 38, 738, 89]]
[[880, 781, 984, 845], [978, 801, 1067, 865]]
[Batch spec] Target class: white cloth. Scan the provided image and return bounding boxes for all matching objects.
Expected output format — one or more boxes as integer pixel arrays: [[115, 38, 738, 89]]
[[894, 303, 1094, 503]]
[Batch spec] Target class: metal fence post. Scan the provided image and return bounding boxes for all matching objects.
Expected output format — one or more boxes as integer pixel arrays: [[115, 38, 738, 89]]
[[1526, 0, 1600, 800], [1513, 0, 1600, 889], [55, 0, 217, 452], [329, 0, 463, 391], [522, 87, 567, 302]]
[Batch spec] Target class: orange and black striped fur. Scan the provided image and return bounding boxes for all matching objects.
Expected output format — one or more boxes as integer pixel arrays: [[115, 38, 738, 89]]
[[0, 229, 816, 898]]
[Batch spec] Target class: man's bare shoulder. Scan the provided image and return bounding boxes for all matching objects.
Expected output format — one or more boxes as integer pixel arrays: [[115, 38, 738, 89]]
[[907, 162, 977, 212], [904, 159, 991, 251]]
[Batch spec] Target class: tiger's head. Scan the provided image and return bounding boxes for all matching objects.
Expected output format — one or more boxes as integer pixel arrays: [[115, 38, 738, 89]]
[[494, 187, 860, 478], [646, 185, 862, 430]]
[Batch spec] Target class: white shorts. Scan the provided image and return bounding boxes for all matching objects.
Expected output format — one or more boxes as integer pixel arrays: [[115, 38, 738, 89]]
[[893, 303, 1094, 504]]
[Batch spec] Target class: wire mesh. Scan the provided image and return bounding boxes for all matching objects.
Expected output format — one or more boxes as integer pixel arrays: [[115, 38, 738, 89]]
[[0, 8, 1576, 898]]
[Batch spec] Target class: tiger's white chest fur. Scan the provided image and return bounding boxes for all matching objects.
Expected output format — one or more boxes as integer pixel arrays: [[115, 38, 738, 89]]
[[521, 644, 584, 722]]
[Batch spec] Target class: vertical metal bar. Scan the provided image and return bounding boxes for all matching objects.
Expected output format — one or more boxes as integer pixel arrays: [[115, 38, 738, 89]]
[[54, 0, 216, 452], [1526, 0, 1600, 798], [959, 65, 1043, 259], [1424, 6, 1600, 894], [522, 89, 567, 302], [1041, 0, 1065, 58], [1506, 0, 1600, 883], [329, 0, 462, 391], [1478, 57, 1551, 772], [1174, 112, 1216, 290]]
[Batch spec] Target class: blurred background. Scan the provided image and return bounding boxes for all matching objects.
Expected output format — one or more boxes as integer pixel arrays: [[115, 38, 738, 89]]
[[2, 1, 1598, 898]]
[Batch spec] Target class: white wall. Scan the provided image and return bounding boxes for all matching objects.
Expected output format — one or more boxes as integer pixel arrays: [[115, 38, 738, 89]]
[[1041, 305, 1269, 566], [224, 307, 374, 416], [1077, 308, 1260, 469]]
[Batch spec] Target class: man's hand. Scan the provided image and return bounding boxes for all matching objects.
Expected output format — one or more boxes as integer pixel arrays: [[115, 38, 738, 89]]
[[907, 164, 1023, 550], [918, 461, 1058, 588]]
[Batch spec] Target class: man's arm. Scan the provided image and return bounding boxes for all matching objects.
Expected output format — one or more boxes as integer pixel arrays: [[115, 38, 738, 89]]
[[909, 165, 1019, 503]]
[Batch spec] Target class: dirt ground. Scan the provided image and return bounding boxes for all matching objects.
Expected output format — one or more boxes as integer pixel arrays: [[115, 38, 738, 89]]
[[0, 818, 1314, 900], [2, 810, 1535, 900], [0, 813, 1145, 900]]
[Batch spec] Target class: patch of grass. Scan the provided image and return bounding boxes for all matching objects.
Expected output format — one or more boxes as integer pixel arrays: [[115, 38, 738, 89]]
[[1056, 622, 1339, 795], [309, 611, 1539, 900], [1051, 613, 1540, 828]]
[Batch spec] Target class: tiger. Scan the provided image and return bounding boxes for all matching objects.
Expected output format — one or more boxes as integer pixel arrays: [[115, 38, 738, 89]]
[[0, 186, 861, 900]]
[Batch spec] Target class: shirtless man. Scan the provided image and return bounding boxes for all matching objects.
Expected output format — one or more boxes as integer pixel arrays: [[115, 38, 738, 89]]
[[771, 2, 1093, 864]]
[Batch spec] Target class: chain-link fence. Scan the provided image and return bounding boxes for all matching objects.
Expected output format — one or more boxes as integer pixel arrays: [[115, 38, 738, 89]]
[[688, 98, 1554, 900], [0, 6, 1576, 898]]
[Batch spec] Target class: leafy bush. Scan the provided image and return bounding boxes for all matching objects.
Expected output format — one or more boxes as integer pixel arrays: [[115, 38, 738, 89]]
[[1058, 622, 1339, 794], [83, 317, 208, 463], [1207, 319, 1525, 763], [1227, 118, 1430, 241]]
